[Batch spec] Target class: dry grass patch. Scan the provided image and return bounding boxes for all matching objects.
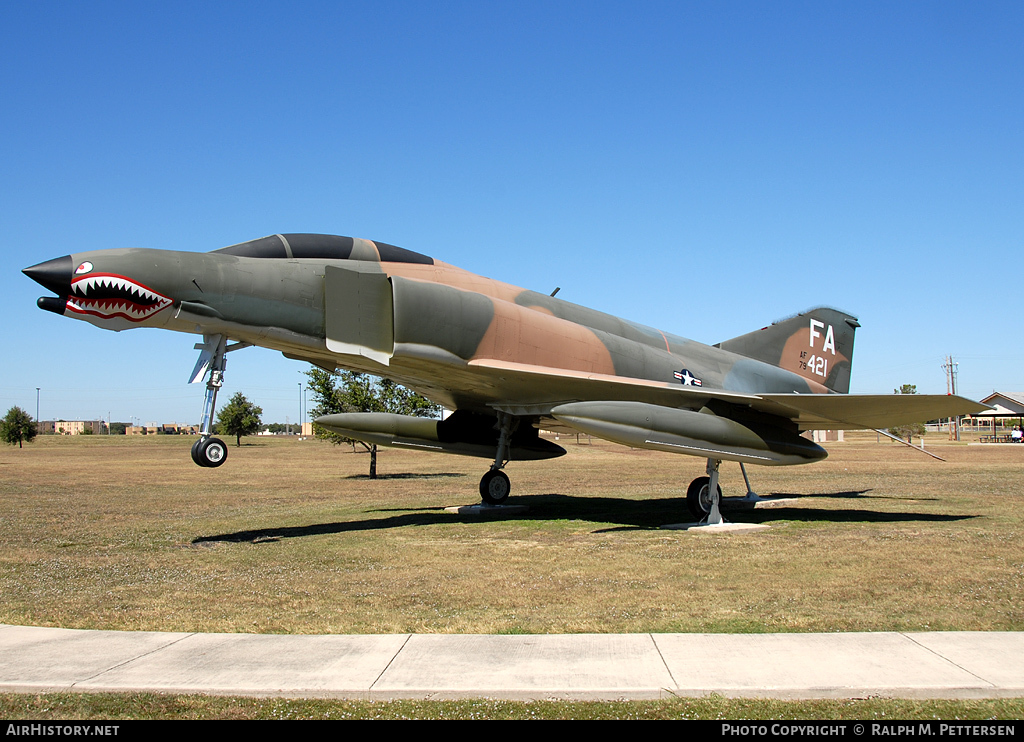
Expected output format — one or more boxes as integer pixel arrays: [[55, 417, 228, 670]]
[[1, 434, 1021, 634]]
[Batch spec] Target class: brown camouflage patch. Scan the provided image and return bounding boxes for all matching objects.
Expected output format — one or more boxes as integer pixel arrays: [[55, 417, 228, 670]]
[[473, 297, 616, 374]]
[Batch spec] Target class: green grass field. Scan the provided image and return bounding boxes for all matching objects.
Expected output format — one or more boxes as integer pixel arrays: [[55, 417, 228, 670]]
[[1, 433, 1021, 718], [2, 433, 1021, 634]]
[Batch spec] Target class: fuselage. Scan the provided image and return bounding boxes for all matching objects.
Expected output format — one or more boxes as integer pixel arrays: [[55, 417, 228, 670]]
[[24, 234, 832, 412]]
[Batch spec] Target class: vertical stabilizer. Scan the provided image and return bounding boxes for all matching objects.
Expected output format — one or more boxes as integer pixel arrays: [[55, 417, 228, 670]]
[[715, 308, 859, 393]]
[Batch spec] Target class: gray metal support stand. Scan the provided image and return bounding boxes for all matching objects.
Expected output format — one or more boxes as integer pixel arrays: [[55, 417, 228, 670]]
[[704, 458, 725, 525], [738, 462, 762, 501]]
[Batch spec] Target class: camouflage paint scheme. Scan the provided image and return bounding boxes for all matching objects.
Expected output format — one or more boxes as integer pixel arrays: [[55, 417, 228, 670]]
[[24, 233, 986, 477]]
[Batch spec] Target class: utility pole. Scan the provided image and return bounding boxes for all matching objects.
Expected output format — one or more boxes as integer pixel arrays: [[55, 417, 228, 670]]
[[942, 355, 960, 441]]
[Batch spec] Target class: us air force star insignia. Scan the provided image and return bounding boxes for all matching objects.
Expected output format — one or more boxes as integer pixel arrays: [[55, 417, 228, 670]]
[[674, 369, 702, 386]]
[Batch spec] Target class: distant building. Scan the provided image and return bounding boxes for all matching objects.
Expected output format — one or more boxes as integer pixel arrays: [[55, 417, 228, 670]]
[[962, 392, 1024, 432], [979, 392, 1024, 416], [158, 423, 199, 435], [257, 423, 315, 436], [37, 420, 107, 435], [809, 430, 844, 443], [127, 424, 199, 435]]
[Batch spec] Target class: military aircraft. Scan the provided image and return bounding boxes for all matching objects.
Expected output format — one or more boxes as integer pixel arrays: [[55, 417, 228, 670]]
[[24, 233, 986, 521]]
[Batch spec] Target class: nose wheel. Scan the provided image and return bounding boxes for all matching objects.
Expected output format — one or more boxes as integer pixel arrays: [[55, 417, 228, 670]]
[[191, 436, 228, 468]]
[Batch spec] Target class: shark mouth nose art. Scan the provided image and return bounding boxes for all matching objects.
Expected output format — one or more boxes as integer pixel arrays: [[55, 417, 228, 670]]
[[67, 273, 172, 321]]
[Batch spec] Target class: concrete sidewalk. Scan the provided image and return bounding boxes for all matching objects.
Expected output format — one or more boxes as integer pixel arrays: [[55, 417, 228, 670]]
[[1, 625, 1021, 700]]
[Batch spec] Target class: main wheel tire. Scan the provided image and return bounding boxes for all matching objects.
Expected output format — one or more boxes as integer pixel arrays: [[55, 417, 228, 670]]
[[479, 469, 511, 506], [686, 476, 722, 520], [196, 437, 228, 468], [190, 438, 206, 467]]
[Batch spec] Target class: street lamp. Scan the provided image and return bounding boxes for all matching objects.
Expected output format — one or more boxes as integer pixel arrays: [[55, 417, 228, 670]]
[[35, 388, 40, 423]]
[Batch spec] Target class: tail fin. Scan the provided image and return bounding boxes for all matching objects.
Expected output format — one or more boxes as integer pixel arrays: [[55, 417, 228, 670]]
[[714, 307, 859, 394]]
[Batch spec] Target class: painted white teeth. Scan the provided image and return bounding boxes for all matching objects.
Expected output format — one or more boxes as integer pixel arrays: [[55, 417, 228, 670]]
[[68, 274, 171, 321]]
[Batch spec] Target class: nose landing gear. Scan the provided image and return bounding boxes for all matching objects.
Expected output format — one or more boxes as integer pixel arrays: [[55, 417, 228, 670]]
[[188, 334, 251, 468]]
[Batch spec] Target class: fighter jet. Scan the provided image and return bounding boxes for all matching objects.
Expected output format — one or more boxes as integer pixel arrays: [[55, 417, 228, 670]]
[[24, 233, 986, 520]]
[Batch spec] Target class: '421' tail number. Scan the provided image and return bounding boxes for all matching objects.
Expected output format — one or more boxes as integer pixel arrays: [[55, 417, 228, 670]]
[[800, 319, 835, 378]]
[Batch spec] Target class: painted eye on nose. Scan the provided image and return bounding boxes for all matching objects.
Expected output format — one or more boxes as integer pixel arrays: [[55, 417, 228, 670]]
[[75, 261, 93, 275]]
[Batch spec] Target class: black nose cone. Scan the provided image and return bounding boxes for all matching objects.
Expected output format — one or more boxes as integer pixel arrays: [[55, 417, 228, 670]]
[[23, 255, 73, 295]]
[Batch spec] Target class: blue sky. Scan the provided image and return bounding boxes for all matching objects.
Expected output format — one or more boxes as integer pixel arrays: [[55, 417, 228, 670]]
[[2, 1, 1020, 425]]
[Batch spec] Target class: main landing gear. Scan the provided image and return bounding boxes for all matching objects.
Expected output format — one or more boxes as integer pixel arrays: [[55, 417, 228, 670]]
[[480, 469, 511, 505], [686, 458, 725, 523], [479, 412, 517, 506], [686, 460, 765, 522], [188, 334, 251, 468]]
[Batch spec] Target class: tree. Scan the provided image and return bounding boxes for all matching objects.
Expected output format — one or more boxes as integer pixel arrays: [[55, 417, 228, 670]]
[[216, 392, 263, 446], [1, 406, 37, 448], [889, 384, 926, 443], [306, 368, 441, 478]]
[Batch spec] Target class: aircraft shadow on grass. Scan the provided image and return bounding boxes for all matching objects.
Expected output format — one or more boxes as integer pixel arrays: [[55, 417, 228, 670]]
[[192, 491, 975, 544], [772, 489, 941, 502], [342, 472, 467, 480]]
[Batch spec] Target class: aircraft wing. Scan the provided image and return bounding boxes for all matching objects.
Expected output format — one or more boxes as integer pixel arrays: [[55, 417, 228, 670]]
[[754, 393, 990, 430], [468, 360, 988, 431], [466, 359, 762, 413]]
